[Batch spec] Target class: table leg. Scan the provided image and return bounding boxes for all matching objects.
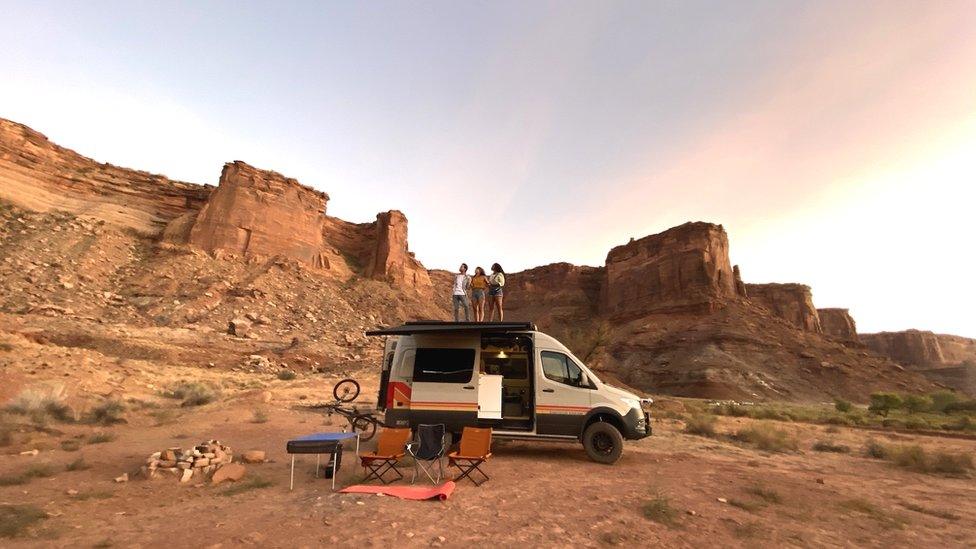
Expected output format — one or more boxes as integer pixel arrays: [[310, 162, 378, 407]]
[[290, 455, 295, 491], [332, 450, 337, 490], [315, 454, 320, 478]]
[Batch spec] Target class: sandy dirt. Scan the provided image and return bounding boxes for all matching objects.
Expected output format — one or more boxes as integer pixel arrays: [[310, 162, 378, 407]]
[[2, 382, 974, 548]]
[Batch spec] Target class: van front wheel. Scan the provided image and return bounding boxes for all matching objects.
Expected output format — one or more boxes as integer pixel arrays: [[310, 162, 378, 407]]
[[583, 422, 623, 464]]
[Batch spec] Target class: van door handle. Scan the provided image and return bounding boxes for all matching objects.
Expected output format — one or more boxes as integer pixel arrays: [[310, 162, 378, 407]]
[[462, 386, 475, 390], [542, 388, 555, 393]]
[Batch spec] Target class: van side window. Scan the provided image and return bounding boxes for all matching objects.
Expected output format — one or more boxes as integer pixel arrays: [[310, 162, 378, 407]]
[[541, 351, 586, 388], [413, 348, 476, 383]]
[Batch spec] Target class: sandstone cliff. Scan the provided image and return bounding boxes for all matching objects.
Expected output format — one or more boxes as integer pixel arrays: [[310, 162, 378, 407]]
[[603, 222, 736, 319], [860, 330, 976, 369], [0, 118, 211, 234], [745, 283, 822, 333], [818, 308, 859, 343]]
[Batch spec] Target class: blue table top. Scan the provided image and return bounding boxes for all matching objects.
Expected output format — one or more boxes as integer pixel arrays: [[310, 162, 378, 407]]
[[290, 432, 359, 442]]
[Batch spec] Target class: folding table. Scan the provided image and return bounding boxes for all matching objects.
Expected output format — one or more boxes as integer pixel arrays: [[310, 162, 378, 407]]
[[286, 431, 360, 490]]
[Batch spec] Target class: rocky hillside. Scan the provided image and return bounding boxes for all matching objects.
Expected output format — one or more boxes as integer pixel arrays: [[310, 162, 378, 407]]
[[0, 117, 966, 402]]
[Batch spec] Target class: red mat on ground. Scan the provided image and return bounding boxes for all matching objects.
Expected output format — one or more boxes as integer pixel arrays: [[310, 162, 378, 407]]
[[339, 481, 456, 501]]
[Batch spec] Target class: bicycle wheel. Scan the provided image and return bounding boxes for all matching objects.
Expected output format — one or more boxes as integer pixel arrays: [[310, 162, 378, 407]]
[[333, 378, 360, 403], [351, 416, 377, 441]]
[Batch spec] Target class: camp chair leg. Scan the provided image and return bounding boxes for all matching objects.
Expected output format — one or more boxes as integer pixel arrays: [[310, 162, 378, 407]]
[[290, 455, 295, 491], [363, 460, 403, 484], [451, 459, 489, 486], [412, 457, 444, 485]]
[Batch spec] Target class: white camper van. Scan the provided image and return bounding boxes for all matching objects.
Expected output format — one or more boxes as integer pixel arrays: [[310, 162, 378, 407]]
[[366, 321, 651, 464]]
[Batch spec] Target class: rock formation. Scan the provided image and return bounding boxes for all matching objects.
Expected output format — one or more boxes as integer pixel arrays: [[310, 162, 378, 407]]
[[818, 308, 859, 343], [745, 283, 822, 333], [859, 330, 976, 369], [364, 210, 432, 290], [0, 118, 211, 234], [181, 161, 332, 267], [603, 222, 737, 319]]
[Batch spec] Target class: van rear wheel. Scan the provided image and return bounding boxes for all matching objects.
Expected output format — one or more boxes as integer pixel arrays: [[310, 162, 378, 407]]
[[583, 422, 623, 464]]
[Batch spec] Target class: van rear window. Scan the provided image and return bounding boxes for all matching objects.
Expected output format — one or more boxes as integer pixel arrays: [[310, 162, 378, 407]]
[[413, 348, 476, 383]]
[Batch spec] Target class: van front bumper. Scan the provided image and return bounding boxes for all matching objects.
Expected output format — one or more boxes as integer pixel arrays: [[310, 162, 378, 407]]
[[623, 407, 652, 439]]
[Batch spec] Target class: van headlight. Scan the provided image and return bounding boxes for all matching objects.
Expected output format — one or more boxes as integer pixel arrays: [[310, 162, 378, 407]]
[[621, 397, 641, 411]]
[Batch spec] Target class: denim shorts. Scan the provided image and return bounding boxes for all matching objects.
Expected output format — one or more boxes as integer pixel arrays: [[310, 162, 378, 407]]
[[471, 289, 486, 301], [489, 286, 503, 297]]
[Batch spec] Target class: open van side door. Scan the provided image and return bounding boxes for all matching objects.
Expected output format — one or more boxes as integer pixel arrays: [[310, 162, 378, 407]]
[[477, 374, 503, 419]]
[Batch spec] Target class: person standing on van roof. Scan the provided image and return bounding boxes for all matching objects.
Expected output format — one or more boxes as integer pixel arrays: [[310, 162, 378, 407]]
[[470, 267, 490, 322], [487, 263, 506, 321], [452, 263, 472, 322]]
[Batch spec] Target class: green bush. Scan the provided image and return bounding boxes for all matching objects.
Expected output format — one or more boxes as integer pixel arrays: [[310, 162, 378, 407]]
[[904, 417, 930, 430], [945, 400, 976, 414], [712, 403, 750, 417], [902, 394, 932, 415], [834, 398, 853, 413], [928, 391, 959, 414], [868, 393, 902, 417]]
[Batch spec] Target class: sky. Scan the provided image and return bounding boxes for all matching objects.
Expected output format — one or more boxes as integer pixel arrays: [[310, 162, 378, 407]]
[[1, 1, 974, 337]]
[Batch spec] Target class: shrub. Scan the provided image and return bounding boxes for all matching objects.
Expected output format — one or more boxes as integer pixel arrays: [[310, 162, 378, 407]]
[[943, 416, 976, 432], [65, 458, 90, 471], [642, 494, 677, 525], [0, 504, 47, 538], [165, 382, 219, 407], [87, 432, 116, 444], [834, 398, 853, 413], [276, 370, 297, 381], [904, 417, 929, 431], [60, 439, 82, 452], [713, 403, 750, 417], [683, 414, 717, 437], [219, 476, 273, 497], [928, 391, 959, 414], [5, 385, 73, 423], [864, 440, 974, 476], [251, 409, 269, 424], [902, 394, 932, 415], [746, 485, 782, 504], [944, 400, 976, 414], [868, 393, 902, 417], [812, 440, 850, 453], [85, 400, 126, 425], [734, 423, 798, 453]]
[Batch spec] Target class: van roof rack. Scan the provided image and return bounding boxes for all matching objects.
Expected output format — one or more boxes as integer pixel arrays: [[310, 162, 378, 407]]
[[365, 321, 536, 336]]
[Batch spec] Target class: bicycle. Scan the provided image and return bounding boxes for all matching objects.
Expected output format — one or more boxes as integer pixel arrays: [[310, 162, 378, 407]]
[[314, 378, 384, 441]]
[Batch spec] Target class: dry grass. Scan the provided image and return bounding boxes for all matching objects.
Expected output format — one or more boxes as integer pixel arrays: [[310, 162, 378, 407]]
[[746, 485, 782, 504], [641, 494, 678, 526], [864, 440, 974, 476], [812, 440, 850, 453], [251, 409, 269, 424], [0, 464, 54, 487], [734, 423, 798, 453], [219, 476, 273, 496], [0, 504, 47, 538], [164, 382, 220, 407], [5, 385, 74, 424], [899, 502, 960, 521], [65, 458, 90, 471], [87, 432, 116, 444], [69, 490, 113, 501], [683, 414, 717, 437], [85, 400, 126, 425], [838, 499, 907, 528], [276, 370, 297, 381]]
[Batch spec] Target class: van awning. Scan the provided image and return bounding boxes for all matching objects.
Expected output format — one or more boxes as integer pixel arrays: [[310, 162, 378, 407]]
[[365, 321, 536, 336]]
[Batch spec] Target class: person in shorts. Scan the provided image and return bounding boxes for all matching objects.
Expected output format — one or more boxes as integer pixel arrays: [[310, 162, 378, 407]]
[[470, 267, 489, 321], [487, 263, 506, 321]]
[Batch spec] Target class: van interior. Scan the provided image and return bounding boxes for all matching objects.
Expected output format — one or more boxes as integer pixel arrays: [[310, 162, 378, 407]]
[[480, 334, 534, 431]]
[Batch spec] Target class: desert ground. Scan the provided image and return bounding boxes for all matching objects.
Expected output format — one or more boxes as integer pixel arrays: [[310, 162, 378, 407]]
[[2, 358, 974, 548]]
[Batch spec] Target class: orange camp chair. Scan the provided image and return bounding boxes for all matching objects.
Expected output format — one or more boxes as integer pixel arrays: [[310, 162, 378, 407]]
[[360, 427, 411, 484], [448, 427, 492, 486]]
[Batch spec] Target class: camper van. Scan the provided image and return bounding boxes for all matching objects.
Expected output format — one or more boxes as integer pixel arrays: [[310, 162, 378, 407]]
[[366, 321, 651, 464]]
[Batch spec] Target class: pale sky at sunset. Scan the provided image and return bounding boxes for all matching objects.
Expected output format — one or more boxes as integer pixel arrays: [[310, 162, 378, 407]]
[[1, 1, 974, 337]]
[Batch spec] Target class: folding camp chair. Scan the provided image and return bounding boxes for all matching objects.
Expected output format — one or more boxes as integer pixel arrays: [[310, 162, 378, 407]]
[[360, 427, 411, 484], [448, 427, 492, 486], [406, 424, 447, 484]]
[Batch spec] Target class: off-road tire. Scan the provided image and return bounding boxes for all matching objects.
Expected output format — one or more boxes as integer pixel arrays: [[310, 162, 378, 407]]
[[583, 421, 624, 464], [333, 378, 361, 403]]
